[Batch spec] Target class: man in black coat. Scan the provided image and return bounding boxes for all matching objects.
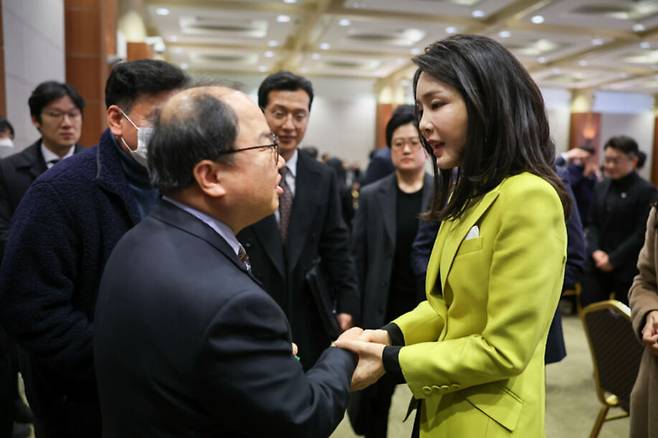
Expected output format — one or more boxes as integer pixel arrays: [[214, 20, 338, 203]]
[[0, 61, 188, 438], [238, 72, 359, 370], [0, 82, 84, 438], [95, 85, 359, 437]]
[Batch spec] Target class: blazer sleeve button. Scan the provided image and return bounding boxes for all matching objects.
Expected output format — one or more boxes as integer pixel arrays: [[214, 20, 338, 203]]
[[422, 386, 432, 395]]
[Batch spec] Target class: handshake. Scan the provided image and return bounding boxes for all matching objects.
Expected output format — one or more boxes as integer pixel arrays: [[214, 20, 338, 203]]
[[331, 327, 391, 391]]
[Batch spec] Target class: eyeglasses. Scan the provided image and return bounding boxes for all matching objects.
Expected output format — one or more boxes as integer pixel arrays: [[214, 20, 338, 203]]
[[391, 137, 422, 151], [217, 134, 280, 165], [42, 110, 82, 122]]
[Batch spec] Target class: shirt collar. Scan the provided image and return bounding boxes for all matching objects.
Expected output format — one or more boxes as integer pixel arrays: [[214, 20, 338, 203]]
[[285, 149, 298, 177], [41, 141, 75, 164], [162, 196, 241, 256]]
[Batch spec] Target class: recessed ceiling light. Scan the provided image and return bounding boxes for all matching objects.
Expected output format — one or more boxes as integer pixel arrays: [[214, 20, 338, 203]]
[[446, 26, 458, 34], [264, 51, 274, 58], [633, 23, 646, 32], [319, 42, 330, 50], [591, 38, 604, 46], [268, 40, 279, 47], [498, 30, 511, 38], [277, 15, 291, 23], [339, 18, 351, 26], [472, 10, 485, 18], [411, 48, 422, 55], [538, 57, 547, 64], [578, 60, 589, 66], [531, 15, 544, 24], [167, 35, 178, 42], [640, 41, 651, 49], [283, 0, 298, 3], [180, 63, 189, 70], [259, 66, 268, 72], [311, 53, 320, 60], [551, 68, 561, 74], [155, 7, 170, 16]]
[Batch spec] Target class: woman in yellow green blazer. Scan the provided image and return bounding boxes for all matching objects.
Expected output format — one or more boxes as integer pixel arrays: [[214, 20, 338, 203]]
[[336, 35, 570, 438]]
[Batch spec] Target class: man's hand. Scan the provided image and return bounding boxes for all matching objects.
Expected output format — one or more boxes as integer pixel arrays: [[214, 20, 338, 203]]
[[592, 250, 613, 272], [642, 310, 658, 357], [334, 338, 386, 391], [336, 313, 354, 332]]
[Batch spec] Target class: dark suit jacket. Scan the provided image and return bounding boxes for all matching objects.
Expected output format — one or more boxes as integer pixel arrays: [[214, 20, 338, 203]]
[[94, 201, 356, 438], [351, 173, 433, 329], [0, 140, 82, 260], [587, 172, 657, 284], [238, 151, 359, 370]]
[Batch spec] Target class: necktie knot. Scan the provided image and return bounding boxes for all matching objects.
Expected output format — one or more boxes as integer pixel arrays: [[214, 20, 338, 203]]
[[47, 158, 61, 168]]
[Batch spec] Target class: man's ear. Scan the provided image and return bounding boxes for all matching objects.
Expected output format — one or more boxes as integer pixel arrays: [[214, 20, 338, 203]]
[[193, 160, 227, 198], [31, 115, 42, 132], [106, 105, 124, 137]]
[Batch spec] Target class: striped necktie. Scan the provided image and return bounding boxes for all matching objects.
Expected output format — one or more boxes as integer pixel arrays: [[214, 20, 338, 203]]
[[238, 244, 251, 271], [278, 166, 293, 242]]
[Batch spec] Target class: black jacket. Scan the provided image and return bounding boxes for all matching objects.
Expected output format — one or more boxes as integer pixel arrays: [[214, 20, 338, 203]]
[[238, 151, 359, 370], [95, 201, 356, 438]]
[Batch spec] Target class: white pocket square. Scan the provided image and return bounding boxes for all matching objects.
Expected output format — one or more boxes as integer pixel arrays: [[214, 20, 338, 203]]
[[465, 225, 480, 240]]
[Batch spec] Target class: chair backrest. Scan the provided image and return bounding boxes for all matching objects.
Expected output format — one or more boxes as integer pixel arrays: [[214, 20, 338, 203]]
[[581, 300, 643, 411]]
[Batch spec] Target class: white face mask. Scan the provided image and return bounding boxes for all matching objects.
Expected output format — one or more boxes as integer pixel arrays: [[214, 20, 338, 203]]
[[119, 109, 153, 167], [0, 138, 14, 148]]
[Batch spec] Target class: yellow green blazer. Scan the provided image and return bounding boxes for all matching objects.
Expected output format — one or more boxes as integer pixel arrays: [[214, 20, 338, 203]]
[[393, 172, 566, 438]]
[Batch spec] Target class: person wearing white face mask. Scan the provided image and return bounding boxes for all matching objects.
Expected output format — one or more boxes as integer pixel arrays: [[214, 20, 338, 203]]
[[0, 118, 15, 159], [0, 60, 188, 438]]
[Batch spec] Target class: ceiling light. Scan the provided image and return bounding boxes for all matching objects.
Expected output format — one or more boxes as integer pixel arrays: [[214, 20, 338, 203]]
[[155, 7, 170, 16], [591, 38, 604, 46], [268, 40, 279, 47], [446, 26, 458, 34], [259, 66, 268, 72], [283, 0, 298, 3], [339, 18, 351, 26], [578, 60, 589, 66], [498, 30, 511, 38], [472, 10, 485, 18], [311, 53, 321, 60], [633, 23, 646, 32], [640, 41, 651, 49], [264, 51, 274, 58], [551, 68, 561, 74], [180, 63, 189, 70], [531, 15, 544, 24], [537, 57, 547, 64], [411, 48, 422, 55], [277, 15, 291, 23], [319, 42, 330, 50]]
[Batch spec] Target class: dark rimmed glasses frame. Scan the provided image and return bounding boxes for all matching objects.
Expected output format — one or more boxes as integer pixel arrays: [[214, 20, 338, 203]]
[[216, 134, 280, 165]]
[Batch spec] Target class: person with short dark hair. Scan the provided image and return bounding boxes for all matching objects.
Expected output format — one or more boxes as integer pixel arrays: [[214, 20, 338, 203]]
[[581, 135, 657, 306], [238, 71, 359, 370], [0, 117, 15, 159], [335, 35, 570, 437], [0, 60, 188, 438], [94, 86, 360, 437], [349, 104, 431, 437]]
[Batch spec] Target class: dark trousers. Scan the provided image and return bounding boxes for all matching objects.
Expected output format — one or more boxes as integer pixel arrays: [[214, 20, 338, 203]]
[[362, 374, 398, 438], [581, 267, 632, 307], [31, 400, 101, 438], [0, 332, 18, 438]]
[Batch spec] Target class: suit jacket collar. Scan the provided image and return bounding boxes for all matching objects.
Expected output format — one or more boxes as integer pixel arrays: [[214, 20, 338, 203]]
[[285, 150, 322, 272], [252, 215, 286, 277], [151, 200, 253, 278], [94, 129, 142, 226], [426, 183, 500, 296], [14, 140, 47, 179]]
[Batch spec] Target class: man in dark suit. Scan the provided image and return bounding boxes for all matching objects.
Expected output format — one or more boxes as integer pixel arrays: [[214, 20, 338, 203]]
[[238, 71, 359, 370], [0, 82, 84, 438], [0, 60, 188, 438], [94, 86, 359, 437]]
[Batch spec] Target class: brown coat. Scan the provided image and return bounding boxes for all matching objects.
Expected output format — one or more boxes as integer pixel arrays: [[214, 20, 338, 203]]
[[629, 206, 658, 438]]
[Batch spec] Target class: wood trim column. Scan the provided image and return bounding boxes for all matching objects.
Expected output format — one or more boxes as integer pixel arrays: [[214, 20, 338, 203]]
[[652, 117, 658, 185], [64, 0, 117, 147], [126, 42, 153, 61], [568, 112, 601, 152], [375, 103, 394, 149]]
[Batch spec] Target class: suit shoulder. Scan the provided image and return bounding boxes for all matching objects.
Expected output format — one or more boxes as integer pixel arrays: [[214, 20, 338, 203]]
[[360, 174, 393, 198], [33, 146, 98, 188], [496, 173, 562, 212], [0, 142, 39, 167]]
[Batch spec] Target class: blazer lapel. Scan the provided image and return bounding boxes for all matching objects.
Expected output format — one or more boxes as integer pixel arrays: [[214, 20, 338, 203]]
[[286, 153, 321, 272], [252, 215, 286, 278], [376, 175, 396, 245]]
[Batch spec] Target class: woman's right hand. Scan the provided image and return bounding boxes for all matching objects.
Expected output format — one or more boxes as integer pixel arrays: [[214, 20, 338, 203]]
[[359, 329, 391, 346], [641, 310, 658, 356]]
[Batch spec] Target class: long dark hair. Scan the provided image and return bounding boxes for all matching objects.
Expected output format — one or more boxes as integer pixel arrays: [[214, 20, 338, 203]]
[[413, 35, 570, 221]]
